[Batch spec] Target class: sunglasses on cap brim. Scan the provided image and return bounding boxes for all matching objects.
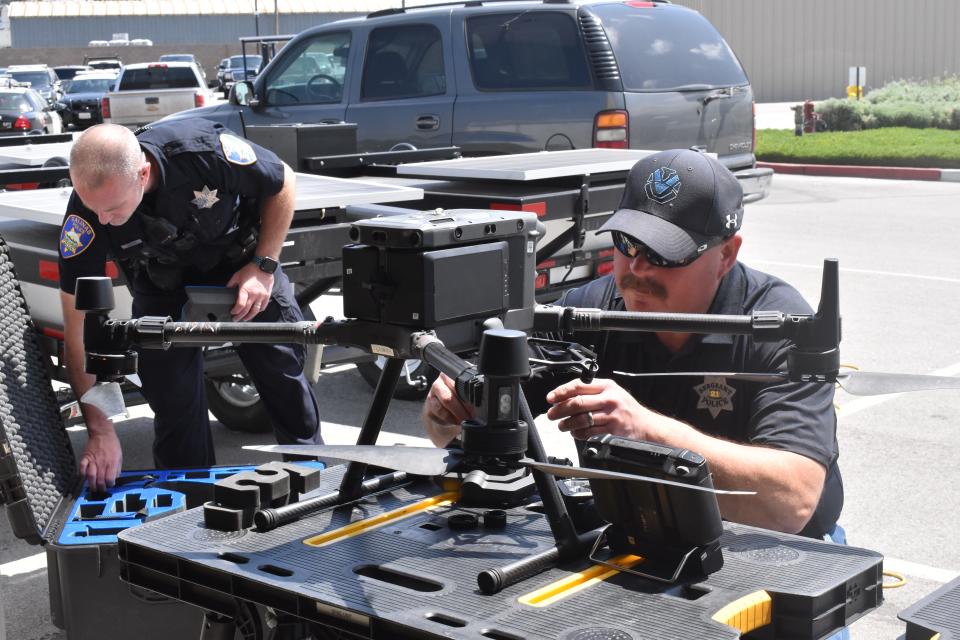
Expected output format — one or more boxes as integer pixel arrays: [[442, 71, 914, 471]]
[[611, 231, 728, 268]]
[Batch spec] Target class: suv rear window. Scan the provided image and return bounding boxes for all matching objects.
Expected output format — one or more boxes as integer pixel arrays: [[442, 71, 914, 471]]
[[119, 66, 200, 90], [591, 4, 748, 91], [466, 12, 591, 91]]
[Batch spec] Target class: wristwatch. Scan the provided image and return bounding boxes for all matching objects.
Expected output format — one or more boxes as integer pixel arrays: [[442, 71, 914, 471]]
[[251, 255, 279, 274]]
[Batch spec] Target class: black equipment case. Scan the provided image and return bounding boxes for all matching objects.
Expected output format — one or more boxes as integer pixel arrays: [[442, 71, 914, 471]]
[[119, 464, 886, 640], [0, 237, 321, 639]]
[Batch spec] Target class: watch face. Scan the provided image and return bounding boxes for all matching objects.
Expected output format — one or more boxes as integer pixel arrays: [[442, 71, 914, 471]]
[[255, 256, 278, 273]]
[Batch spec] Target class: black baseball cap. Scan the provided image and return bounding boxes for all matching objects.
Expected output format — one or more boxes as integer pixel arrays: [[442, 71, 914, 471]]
[[597, 149, 744, 262]]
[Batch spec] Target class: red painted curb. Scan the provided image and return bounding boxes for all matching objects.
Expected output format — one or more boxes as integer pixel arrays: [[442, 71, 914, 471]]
[[757, 162, 942, 181]]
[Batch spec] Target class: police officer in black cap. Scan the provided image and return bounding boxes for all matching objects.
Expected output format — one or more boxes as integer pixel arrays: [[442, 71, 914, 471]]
[[59, 119, 322, 491], [424, 149, 845, 543]]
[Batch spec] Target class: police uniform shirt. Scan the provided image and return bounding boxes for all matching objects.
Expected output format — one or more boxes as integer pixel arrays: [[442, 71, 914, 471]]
[[58, 119, 286, 296], [526, 263, 843, 538]]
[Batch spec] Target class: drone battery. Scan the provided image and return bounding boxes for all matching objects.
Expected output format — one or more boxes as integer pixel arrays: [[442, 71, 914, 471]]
[[342, 209, 539, 347], [582, 434, 724, 574]]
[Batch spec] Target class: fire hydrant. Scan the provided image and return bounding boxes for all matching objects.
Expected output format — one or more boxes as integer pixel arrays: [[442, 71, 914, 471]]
[[802, 100, 816, 134]]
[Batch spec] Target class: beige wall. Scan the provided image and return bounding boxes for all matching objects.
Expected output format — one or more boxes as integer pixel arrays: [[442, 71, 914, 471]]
[[5, 1, 960, 103], [673, 0, 960, 102]]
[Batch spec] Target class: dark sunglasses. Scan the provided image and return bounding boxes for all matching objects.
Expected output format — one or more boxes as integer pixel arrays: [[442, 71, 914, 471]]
[[611, 231, 726, 268]]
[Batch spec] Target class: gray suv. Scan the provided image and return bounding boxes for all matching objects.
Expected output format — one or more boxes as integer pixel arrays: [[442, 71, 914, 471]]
[[164, 0, 762, 183]]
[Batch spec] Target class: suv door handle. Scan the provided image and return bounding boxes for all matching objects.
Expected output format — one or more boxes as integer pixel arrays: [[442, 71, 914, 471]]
[[416, 115, 440, 131]]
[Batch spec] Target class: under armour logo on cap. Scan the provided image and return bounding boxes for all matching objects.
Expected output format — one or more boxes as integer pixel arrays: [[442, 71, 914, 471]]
[[644, 167, 682, 204]]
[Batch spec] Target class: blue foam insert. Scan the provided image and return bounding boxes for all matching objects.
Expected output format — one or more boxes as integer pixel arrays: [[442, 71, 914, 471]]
[[57, 462, 325, 545]]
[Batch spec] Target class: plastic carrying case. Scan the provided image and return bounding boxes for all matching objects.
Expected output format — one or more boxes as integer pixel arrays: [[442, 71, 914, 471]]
[[0, 235, 295, 639]]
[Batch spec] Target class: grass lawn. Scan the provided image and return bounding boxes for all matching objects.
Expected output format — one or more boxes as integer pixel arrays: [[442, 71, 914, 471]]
[[756, 127, 960, 168]]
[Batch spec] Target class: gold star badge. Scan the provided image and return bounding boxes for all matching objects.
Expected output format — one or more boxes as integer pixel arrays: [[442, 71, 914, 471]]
[[191, 186, 220, 209]]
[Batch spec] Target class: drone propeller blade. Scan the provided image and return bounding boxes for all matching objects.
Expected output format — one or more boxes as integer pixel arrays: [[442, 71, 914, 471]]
[[614, 371, 788, 384], [521, 460, 755, 495], [244, 445, 462, 476], [837, 371, 960, 396]]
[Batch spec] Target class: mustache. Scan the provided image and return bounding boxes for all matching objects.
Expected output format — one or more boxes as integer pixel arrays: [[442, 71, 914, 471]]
[[617, 274, 668, 300]]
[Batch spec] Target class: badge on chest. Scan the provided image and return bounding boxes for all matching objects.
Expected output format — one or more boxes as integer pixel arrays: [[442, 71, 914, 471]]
[[694, 376, 736, 418]]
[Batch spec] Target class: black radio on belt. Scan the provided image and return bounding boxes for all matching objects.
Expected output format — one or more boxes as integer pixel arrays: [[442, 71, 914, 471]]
[[582, 434, 725, 582]]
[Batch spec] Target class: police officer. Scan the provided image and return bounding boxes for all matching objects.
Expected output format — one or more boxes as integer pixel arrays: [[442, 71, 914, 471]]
[[59, 119, 322, 491], [423, 149, 844, 541]]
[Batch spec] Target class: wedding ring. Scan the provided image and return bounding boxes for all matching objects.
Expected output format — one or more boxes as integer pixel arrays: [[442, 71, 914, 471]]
[[585, 411, 595, 428]]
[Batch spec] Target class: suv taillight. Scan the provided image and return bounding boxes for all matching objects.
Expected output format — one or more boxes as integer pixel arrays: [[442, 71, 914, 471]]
[[13, 115, 30, 131], [594, 110, 629, 149], [101, 97, 110, 119], [195, 92, 206, 108], [752, 100, 757, 152]]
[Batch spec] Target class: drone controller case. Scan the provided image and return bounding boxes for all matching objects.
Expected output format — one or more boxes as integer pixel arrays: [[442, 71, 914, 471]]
[[582, 435, 725, 551]]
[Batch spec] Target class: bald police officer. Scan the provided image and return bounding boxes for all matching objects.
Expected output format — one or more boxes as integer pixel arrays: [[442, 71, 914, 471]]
[[59, 119, 322, 491]]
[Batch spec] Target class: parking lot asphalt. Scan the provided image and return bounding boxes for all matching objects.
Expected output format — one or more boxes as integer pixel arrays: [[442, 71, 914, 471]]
[[2, 173, 959, 639]]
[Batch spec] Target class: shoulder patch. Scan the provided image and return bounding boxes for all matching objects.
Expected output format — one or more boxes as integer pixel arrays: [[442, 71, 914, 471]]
[[220, 134, 257, 166], [60, 214, 96, 259]]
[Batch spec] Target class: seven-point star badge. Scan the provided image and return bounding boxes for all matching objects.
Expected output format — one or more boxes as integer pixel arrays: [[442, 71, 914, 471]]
[[192, 186, 220, 209], [694, 376, 736, 418]]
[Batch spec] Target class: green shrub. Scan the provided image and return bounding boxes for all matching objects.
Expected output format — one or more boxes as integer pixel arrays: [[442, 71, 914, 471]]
[[815, 76, 960, 131], [816, 98, 865, 131]]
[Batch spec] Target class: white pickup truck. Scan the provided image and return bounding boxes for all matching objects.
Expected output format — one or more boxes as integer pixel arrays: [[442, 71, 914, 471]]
[[102, 61, 210, 129]]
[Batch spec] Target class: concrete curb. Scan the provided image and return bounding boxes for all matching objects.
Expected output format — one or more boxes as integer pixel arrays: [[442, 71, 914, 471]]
[[758, 161, 960, 182]]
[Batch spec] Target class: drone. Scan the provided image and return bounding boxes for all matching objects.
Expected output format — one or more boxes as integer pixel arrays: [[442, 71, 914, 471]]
[[75, 208, 960, 592]]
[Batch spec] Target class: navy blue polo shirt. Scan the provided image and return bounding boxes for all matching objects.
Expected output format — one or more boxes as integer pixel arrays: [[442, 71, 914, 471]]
[[527, 263, 843, 538], [58, 118, 285, 296]]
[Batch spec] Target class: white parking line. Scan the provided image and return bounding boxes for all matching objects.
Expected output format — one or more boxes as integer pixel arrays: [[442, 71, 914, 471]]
[[883, 556, 960, 584], [0, 552, 46, 577], [838, 361, 960, 420], [749, 260, 960, 285]]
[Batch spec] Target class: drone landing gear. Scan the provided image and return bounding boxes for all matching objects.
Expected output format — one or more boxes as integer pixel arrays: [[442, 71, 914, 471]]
[[589, 525, 724, 584]]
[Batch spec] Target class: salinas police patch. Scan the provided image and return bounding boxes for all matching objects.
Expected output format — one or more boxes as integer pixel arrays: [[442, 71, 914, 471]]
[[60, 214, 95, 258], [220, 134, 257, 166]]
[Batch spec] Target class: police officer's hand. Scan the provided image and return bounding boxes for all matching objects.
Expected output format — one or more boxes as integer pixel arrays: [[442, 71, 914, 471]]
[[422, 373, 475, 446], [228, 263, 274, 321], [79, 427, 123, 492], [546, 378, 667, 441]]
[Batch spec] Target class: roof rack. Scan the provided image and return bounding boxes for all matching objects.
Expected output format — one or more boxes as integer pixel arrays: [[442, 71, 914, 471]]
[[367, 0, 571, 20]]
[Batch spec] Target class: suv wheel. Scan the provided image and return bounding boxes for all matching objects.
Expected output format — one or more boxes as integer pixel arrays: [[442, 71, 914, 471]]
[[205, 374, 273, 433]]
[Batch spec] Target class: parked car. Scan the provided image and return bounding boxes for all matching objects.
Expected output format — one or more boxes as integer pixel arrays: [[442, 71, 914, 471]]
[[159, 53, 209, 87], [0, 87, 63, 136], [215, 58, 231, 93], [58, 72, 117, 129], [102, 61, 210, 128], [165, 0, 761, 181], [53, 65, 92, 82], [218, 54, 262, 97], [4, 65, 63, 106]]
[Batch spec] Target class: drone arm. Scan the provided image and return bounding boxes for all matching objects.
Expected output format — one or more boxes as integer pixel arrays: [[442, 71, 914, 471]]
[[533, 305, 795, 342], [413, 333, 480, 407]]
